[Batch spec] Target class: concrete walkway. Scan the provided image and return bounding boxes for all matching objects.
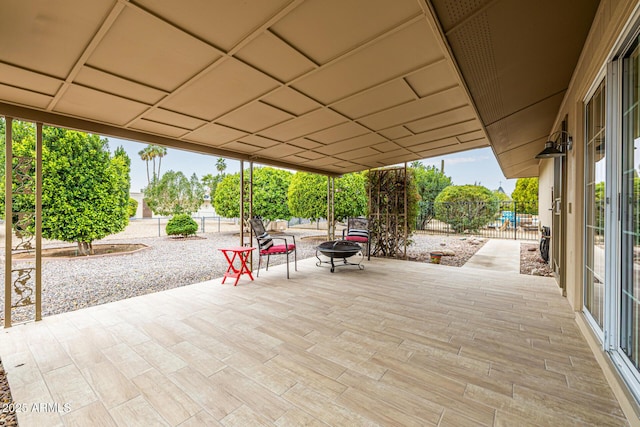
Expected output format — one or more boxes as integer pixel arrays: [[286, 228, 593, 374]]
[[462, 239, 521, 273]]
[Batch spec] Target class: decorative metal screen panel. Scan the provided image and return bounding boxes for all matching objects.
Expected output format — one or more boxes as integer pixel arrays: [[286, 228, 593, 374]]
[[367, 167, 410, 258], [3, 119, 41, 327]]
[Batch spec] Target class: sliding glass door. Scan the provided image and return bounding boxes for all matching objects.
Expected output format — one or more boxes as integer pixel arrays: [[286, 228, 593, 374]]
[[585, 80, 606, 331], [621, 38, 640, 372]]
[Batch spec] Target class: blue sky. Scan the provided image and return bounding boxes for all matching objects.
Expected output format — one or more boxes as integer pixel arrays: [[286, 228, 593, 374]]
[[108, 137, 517, 196]]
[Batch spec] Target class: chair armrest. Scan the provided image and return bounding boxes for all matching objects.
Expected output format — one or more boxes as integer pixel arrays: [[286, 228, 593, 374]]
[[269, 235, 296, 248], [277, 234, 296, 245]]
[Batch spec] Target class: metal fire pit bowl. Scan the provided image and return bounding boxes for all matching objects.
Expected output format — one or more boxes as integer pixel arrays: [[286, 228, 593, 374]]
[[315, 240, 365, 273]]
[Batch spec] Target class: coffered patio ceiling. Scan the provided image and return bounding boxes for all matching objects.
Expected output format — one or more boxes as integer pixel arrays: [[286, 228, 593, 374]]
[[0, 0, 598, 177]]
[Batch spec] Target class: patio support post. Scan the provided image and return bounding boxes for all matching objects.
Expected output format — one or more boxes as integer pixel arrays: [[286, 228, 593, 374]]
[[240, 160, 244, 246], [404, 162, 408, 259], [327, 176, 334, 240], [239, 161, 253, 266], [35, 123, 42, 321], [4, 117, 12, 328]]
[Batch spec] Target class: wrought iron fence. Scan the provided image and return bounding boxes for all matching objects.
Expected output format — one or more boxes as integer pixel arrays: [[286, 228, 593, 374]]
[[415, 200, 540, 240], [119, 216, 238, 238]]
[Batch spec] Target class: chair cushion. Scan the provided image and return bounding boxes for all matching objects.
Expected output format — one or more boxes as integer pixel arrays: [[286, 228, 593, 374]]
[[258, 232, 273, 250], [347, 228, 368, 239], [260, 244, 295, 255], [345, 235, 368, 243]]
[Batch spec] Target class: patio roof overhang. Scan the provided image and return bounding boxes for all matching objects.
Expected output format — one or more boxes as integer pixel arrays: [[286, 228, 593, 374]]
[[0, 0, 598, 178]]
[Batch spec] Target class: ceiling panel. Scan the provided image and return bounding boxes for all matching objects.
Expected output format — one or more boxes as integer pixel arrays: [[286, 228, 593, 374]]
[[295, 150, 326, 160], [86, 6, 221, 92], [162, 58, 279, 121], [378, 126, 413, 140], [292, 20, 445, 104], [238, 135, 281, 149], [0, 0, 115, 78], [235, 32, 316, 82], [405, 60, 460, 97], [142, 108, 206, 131], [306, 122, 370, 144], [314, 133, 386, 155], [404, 106, 477, 134], [287, 138, 324, 150], [400, 119, 482, 146], [261, 87, 320, 116], [0, 63, 62, 96], [133, 0, 292, 52], [0, 85, 53, 110], [184, 123, 248, 146], [259, 108, 347, 142], [358, 87, 469, 131], [331, 79, 417, 120], [130, 119, 190, 138], [54, 85, 149, 126], [406, 137, 460, 153], [75, 67, 167, 105], [255, 143, 304, 158], [220, 140, 263, 154], [415, 139, 488, 159], [270, 0, 422, 64], [216, 101, 293, 133]]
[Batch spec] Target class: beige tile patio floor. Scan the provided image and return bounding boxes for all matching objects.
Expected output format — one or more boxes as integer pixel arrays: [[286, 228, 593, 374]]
[[0, 256, 631, 426]]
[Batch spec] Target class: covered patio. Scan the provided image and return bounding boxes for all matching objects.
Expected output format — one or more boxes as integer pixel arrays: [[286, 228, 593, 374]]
[[0, 256, 628, 426]]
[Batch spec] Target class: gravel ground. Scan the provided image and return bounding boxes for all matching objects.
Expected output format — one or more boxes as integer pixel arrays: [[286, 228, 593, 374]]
[[0, 228, 540, 425], [520, 242, 555, 276]]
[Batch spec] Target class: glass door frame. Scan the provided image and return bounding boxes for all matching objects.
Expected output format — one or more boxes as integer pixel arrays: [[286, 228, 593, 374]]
[[608, 28, 640, 400], [583, 70, 608, 340]]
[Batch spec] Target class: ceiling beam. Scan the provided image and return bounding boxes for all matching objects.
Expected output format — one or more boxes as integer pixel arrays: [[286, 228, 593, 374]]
[[0, 102, 342, 177]]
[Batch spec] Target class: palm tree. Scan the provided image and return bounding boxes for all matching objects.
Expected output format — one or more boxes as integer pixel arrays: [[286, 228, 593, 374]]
[[138, 146, 153, 185], [216, 157, 227, 175], [139, 145, 168, 183], [154, 145, 168, 180]]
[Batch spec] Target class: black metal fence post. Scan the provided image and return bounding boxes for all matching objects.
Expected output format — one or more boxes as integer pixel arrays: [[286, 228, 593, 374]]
[[512, 201, 516, 240]]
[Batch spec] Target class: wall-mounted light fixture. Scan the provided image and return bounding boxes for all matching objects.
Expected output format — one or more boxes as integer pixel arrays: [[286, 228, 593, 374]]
[[535, 130, 573, 159]]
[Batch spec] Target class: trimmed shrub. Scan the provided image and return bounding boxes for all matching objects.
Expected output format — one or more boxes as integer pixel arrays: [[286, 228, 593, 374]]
[[434, 185, 499, 232], [128, 198, 138, 218], [166, 214, 198, 238]]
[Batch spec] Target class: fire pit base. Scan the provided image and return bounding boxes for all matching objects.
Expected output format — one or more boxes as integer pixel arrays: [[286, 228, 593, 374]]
[[315, 240, 365, 273]]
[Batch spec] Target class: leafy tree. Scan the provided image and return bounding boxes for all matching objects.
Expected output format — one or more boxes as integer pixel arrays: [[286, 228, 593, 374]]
[[166, 213, 198, 237], [511, 177, 538, 214], [411, 163, 452, 228], [201, 173, 221, 199], [288, 171, 367, 223], [287, 172, 327, 221], [1, 121, 132, 255], [252, 167, 293, 221], [213, 173, 240, 218], [493, 189, 511, 202], [434, 185, 499, 232], [213, 167, 293, 221], [42, 128, 131, 255], [335, 172, 367, 222], [144, 170, 204, 215]]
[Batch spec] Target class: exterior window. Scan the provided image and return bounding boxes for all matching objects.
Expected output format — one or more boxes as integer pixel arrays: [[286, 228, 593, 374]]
[[621, 39, 640, 371], [585, 80, 606, 329]]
